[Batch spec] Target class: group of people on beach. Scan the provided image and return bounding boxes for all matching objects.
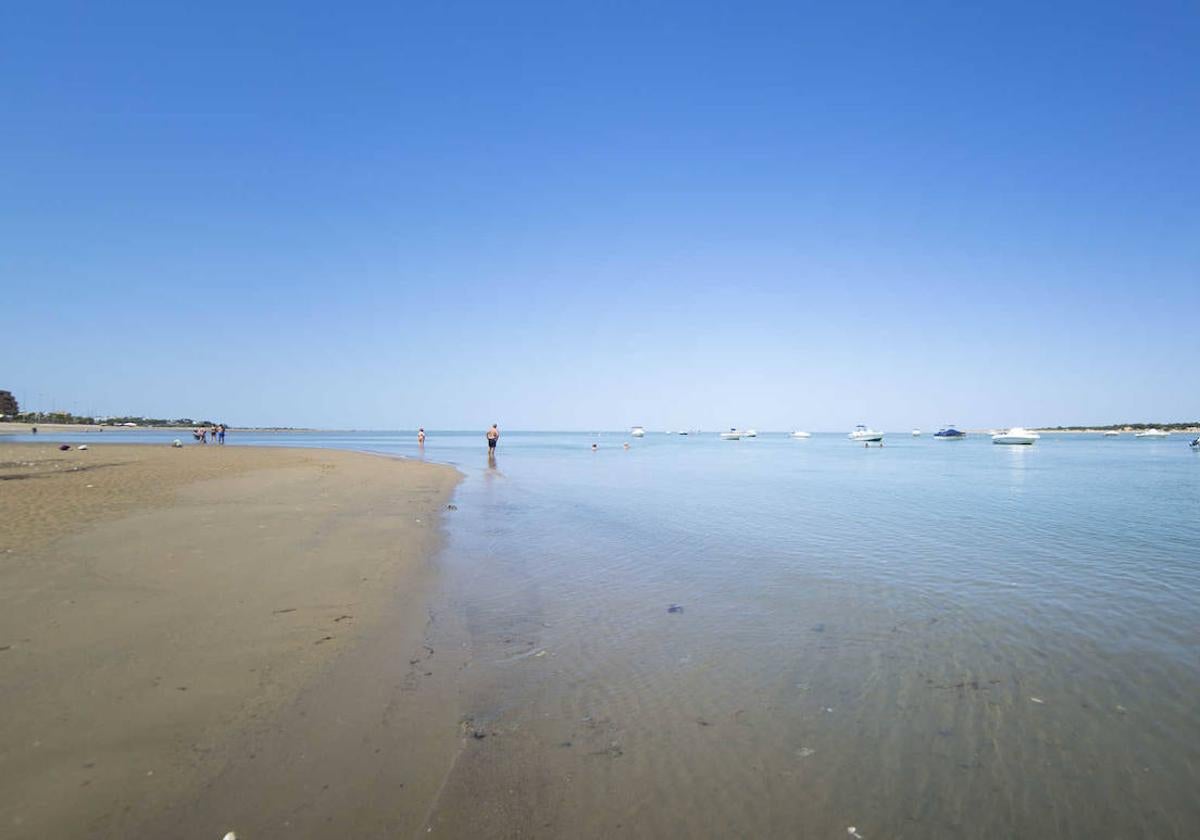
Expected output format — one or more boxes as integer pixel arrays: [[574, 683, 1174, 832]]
[[193, 424, 226, 445]]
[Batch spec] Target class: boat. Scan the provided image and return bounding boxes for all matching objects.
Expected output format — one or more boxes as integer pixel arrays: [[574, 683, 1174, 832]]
[[933, 426, 966, 440], [1190, 437, 1199, 449], [1134, 428, 1170, 438], [790, 430, 812, 438], [720, 428, 741, 440], [630, 426, 646, 438], [992, 427, 1040, 445], [911, 429, 921, 437], [742, 429, 758, 438], [1103, 430, 1120, 437], [848, 425, 884, 443], [678, 431, 689, 436]]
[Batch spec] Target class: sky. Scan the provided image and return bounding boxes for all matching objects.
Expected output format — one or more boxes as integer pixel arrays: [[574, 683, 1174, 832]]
[[2, 1, 1197, 430]]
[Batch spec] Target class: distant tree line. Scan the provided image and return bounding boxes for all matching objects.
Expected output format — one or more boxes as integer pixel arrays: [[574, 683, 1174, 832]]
[[6, 412, 215, 427], [1043, 421, 1200, 431]]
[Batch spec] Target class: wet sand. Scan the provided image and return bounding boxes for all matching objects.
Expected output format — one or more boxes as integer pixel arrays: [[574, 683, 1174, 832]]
[[0, 443, 461, 839]]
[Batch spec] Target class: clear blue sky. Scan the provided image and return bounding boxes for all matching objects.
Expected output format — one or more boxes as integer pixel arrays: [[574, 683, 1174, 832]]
[[3, 1, 1197, 430]]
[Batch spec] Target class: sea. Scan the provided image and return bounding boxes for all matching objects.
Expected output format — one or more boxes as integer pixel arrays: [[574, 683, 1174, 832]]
[[13, 428, 1200, 837]]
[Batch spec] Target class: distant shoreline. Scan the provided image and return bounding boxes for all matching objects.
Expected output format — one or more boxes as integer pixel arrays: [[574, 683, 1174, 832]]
[[0, 422, 316, 435], [1031, 425, 1200, 434], [4, 422, 1198, 437]]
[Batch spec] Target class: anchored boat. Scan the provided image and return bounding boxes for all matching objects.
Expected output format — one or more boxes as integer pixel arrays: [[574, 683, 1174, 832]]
[[992, 427, 1040, 445], [849, 425, 884, 443]]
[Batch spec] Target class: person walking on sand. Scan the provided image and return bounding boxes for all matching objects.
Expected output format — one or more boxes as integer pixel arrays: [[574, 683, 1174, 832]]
[[487, 424, 499, 453], [418, 428, 426, 445]]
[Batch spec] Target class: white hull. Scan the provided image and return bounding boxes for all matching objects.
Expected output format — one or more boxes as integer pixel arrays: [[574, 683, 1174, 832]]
[[911, 430, 921, 436], [630, 426, 645, 437], [790, 431, 811, 438], [1134, 430, 1169, 438], [743, 429, 758, 438], [720, 432, 741, 440], [849, 433, 884, 442], [992, 427, 1040, 445]]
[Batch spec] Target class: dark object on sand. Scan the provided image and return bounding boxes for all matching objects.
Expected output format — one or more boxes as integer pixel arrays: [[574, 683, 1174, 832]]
[[447, 504, 458, 510], [58, 444, 70, 451], [667, 604, 684, 614]]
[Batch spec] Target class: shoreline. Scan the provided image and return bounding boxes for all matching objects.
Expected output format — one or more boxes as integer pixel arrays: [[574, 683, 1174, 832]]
[[0, 443, 463, 838], [0, 422, 321, 435]]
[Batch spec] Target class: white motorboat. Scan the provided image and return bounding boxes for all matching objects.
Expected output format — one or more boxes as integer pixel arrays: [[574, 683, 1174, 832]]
[[790, 430, 812, 438], [742, 429, 758, 438], [1103, 430, 1120, 437], [848, 425, 884, 443], [630, 426, 646, 438], [720, 428, 741, 440], [911, 429, 921, 437], [1134, 428, 1169, 438], [992, 427, 1040, 445]]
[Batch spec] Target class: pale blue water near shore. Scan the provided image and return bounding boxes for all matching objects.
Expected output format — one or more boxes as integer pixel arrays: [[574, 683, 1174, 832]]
[[14, 429, 1200, 836]]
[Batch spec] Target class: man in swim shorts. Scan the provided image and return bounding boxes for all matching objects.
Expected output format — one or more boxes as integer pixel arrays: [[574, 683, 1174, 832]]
[[487, 424, 499, 451]]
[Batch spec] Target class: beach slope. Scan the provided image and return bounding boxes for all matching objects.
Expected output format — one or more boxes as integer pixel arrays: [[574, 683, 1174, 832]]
[[0, 443, 461, 839]]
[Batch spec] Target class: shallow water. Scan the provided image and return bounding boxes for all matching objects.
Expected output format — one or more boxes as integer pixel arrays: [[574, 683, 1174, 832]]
[[417, 432, 1200, 838], [15, 428, 1200, 836]]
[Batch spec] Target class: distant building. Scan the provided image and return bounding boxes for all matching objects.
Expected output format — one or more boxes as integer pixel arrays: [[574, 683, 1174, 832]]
[[0, 390, 18, 418]]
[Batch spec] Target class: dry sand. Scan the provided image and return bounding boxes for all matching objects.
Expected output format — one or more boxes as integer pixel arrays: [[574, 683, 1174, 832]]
[[0, 443, 462, 839]]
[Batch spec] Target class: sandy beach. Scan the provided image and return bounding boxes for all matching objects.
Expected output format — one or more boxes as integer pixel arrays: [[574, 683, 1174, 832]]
[[0, 443, 461, 839]]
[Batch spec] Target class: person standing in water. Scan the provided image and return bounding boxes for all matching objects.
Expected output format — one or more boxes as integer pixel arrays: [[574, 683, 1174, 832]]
[[417, 428, 426, 445], [486, 424, 499, 453]]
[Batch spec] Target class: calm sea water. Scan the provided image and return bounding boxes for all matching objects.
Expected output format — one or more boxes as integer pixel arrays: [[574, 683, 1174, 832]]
[[14, 429, 1200, 836]]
